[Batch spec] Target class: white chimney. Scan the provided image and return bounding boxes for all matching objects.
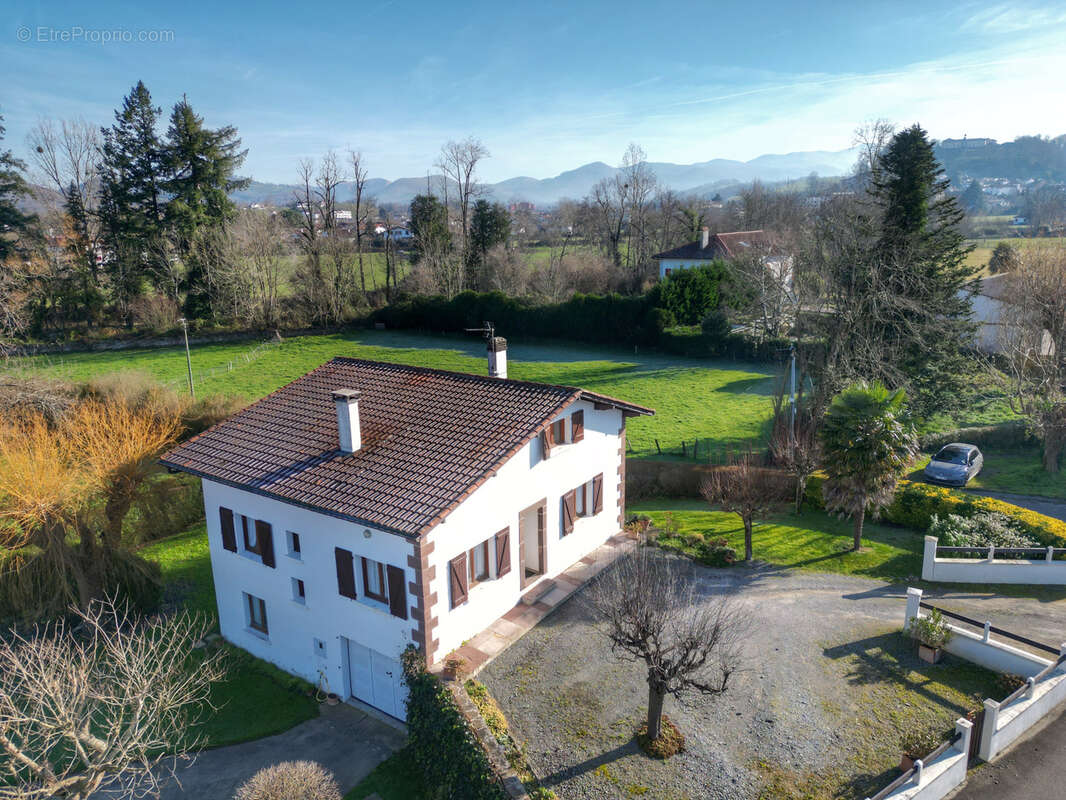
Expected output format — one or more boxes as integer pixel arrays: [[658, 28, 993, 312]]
[[487, 336, 507, 379], [332, 389, 362, 453], [700, 227, 710, 249]]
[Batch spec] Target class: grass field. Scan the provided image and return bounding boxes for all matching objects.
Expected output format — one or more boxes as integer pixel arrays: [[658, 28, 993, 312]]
[[964, 235, 1066, 272], [139, 527, 320, 748], [20, 329, 780, 459], [629, 500, 923, 582]]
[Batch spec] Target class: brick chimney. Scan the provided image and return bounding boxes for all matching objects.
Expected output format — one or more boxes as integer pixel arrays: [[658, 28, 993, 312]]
[[700, 227, 710, 249], [487, 337, 507, 379], [332, 389, 362, 453]]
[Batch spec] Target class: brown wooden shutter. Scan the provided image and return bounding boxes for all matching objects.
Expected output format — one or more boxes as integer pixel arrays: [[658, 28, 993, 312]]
[[539, 429, 551, 460], [386, 565, 407, 619], [571, 410, 584, 442], [256, 520, 275, 568], [335, 547, 356, 599], [562, 490, 577, 535], [593, 473, 604, 514], [495, 528, 511, 577], [219, 507, 237, 552], [449, 553, 468, 608]]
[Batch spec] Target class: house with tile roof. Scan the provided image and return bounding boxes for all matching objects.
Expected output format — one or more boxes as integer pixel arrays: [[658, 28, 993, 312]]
[[162, 341, 653, 720], [653, 227, 792, 287]]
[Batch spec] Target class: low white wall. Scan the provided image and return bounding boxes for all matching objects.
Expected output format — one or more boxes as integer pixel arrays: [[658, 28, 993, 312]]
[[866, 719, 972, 800], [921, 536, 1066, 585], [980, 666, 1066, 760]]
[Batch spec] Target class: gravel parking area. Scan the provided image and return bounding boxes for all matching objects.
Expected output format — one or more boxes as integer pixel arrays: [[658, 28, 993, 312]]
[[480, 565, 1029, 800]]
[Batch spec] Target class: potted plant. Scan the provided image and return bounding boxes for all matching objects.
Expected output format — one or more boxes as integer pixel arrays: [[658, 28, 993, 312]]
[[910, 608, 952, 664], [325, 692, 340, 706], [899, 729, 942, 772], [443, 656, 467, 681]]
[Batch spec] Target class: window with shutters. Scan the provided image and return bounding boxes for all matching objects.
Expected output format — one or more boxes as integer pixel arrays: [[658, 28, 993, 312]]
[[469, 540, 490, 585], [335, 547, 357, 599], [241, 515, 259, 554], [576, 481, 587, 516], [574, 474, 604, 519], [243, 592, 268, 637], [361, 557, 387, 602], [571, 409, 585, 442], [449, 552, 469, 609], [551, 419, 566, 446]]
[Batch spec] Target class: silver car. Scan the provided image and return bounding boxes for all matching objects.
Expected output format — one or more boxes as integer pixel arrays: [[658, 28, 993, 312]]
[[923, 443, 984, 487]]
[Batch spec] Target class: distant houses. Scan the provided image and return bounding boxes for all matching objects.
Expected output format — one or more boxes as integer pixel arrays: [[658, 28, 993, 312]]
[[652, 227, 792, 286]]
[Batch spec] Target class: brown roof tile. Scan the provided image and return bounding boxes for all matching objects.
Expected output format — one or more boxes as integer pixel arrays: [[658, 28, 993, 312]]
[[161, 357, 652, 537]]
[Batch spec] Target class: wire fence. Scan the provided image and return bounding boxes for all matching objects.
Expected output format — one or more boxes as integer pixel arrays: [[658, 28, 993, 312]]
[[166, 337, 281, 392]]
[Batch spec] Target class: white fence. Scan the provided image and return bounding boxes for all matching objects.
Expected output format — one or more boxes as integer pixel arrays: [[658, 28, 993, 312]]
[[921, 536, 1066, 585], [866, 589, 1066, 799]]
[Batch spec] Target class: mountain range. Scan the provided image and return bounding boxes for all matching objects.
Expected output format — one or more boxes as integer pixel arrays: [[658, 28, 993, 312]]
[[230, 148, 860, 208]]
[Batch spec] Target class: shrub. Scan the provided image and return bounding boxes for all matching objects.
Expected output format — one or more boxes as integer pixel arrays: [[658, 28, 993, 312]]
[[658, 262, 729, 325], [700, 308, 732, 340], [233, 761, 340, 800], [909, 608, 953, 649], [928, 512, 1040, 550], [697, 537, 737, 567], [919, 421, 1033, 452], [900, 728, 946, 759], [401, 647, 504, 800]]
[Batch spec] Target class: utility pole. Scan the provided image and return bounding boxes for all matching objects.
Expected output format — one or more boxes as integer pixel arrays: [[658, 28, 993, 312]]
[[788, 342, 797, 449], [179, 317, 195, 399]]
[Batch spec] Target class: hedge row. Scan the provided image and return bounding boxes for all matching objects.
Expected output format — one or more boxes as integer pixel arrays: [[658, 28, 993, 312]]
[[657, 326, 794, 362], [919, 421, 1034, 452], [374, 290, 669, 347], [400, 647, 505, 800], [805, 475, 1066, 547]]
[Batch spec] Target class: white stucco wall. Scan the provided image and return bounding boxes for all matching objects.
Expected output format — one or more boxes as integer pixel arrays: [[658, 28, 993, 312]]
[[983, 666, 1066, 760], [877, 720, 972, 800], [200, 479, 417, 702], [426, 399, 624, 660]]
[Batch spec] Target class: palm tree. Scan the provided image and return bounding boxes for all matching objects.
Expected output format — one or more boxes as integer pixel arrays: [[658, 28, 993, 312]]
[[820, 381, 918, 550]]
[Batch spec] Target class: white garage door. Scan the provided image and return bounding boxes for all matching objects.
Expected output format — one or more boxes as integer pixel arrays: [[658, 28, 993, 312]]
[[346, 639, 408, 719]]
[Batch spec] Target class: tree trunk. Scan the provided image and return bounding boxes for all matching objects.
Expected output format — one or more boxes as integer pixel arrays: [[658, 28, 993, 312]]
[[743, 518, 753, 562], [1043, 432, 1063, 473], [646, 683, 665, 741], [853, 507, 865, 551]]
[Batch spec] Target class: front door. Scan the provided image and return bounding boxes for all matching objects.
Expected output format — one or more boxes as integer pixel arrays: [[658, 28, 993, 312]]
[[519, 499, 546, 588], [346, 639, 408, 719]]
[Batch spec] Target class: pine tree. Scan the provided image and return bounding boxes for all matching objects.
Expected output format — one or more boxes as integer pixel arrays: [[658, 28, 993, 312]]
[[867, 124, 978, 419], [163, 96, 249, 318], [98, 82, 167, 323], [0, 111, 35, 262]]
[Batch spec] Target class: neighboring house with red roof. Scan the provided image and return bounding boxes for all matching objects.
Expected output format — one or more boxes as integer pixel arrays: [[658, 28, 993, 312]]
[[161, 342, 652, 720], [653, 227, 792, 288]]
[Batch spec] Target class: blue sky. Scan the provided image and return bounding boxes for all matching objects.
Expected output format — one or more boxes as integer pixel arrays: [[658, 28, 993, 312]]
[[3, 0, 1066, 183]]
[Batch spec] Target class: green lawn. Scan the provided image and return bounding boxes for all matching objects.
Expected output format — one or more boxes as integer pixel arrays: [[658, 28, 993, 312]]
[[139, 527, 320, 748], [628, 500, 924, 582], [20, 329, 779, 459], [344, 748, 428, 800], [912, 448, 1066, 501]]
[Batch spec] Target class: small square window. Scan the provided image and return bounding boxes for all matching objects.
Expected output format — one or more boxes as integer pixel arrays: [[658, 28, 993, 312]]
[[287, 531, 301, 559], [292, 577, 306, 603], [313, 638, 327, 658]]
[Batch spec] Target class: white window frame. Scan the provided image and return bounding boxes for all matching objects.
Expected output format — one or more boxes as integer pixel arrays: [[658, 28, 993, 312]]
[[239, 514, 263, 564], [286, 530, 302, 560]]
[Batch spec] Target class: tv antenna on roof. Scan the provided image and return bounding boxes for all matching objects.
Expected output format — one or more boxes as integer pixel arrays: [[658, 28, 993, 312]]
[[464, 321, 496, 340]]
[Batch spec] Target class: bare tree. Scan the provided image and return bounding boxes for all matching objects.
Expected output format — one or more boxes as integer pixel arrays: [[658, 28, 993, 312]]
[[768, 373, 823, 512], [852, 118, 895, 182], [0, 598, 226, 800], [435, 137, 489, 265], [587, 547, 744, 742], [993, 246, 1066, 471], [348, 149, 374, 297], [700, 451, 791, 561]]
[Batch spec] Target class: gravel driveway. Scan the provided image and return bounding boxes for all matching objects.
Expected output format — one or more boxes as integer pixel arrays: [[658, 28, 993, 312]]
[[481, 565, 1066, 800]]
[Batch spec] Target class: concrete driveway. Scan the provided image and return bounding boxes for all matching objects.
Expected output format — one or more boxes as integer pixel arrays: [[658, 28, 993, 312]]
[[154, 703, 404, 800]]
